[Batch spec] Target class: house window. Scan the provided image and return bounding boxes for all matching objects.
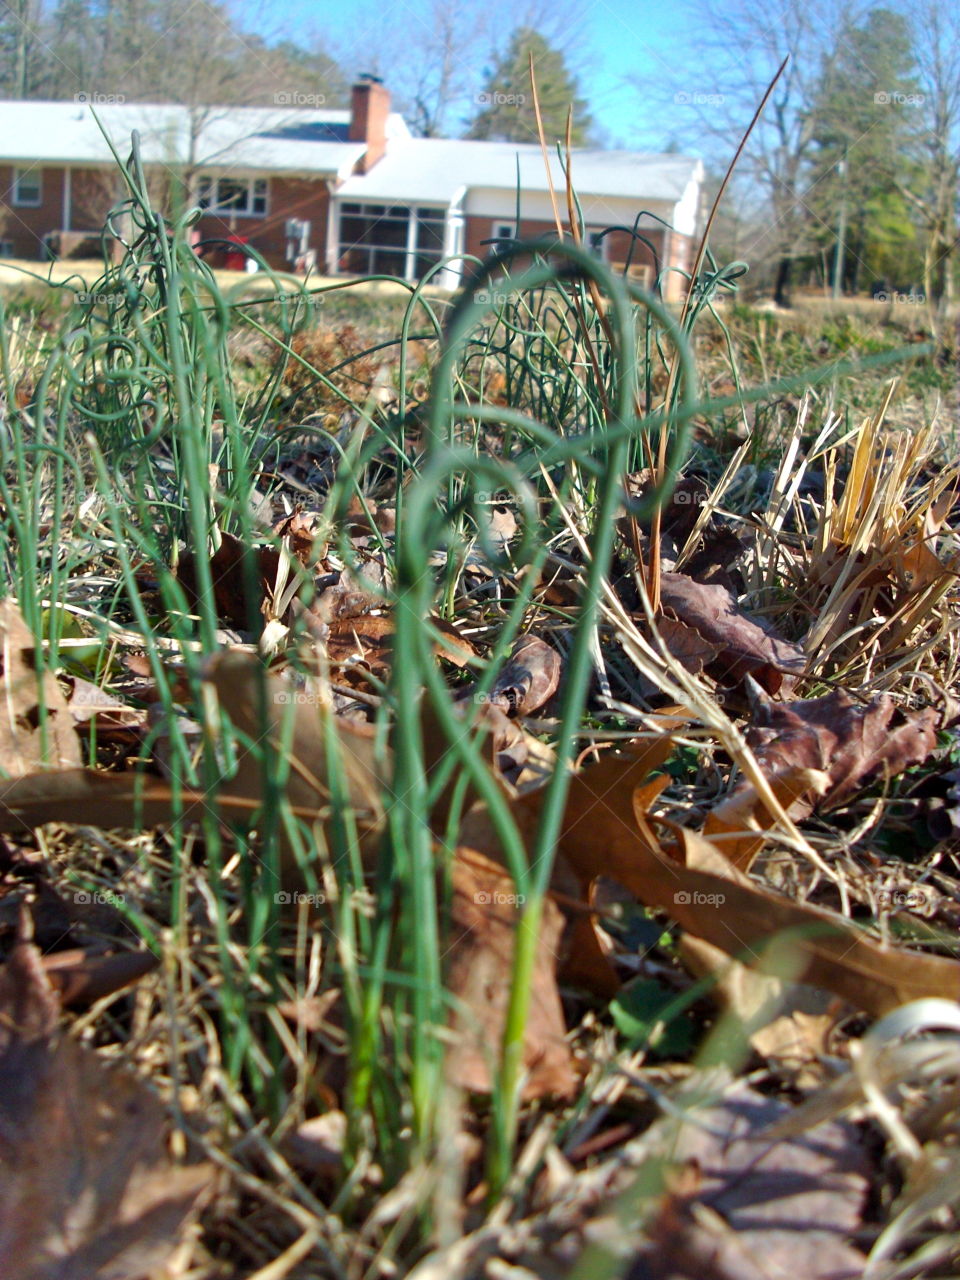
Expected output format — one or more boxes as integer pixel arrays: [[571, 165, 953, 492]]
[[12, 168, 41, 207], [197, 175, 268, 217], [0, 240, 14, 258], [491, 221, 517, 247], [337, 203, 446, 280]]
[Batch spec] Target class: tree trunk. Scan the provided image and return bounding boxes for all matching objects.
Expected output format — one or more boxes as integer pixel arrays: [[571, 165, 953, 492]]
[[774, 256, 793, 308]]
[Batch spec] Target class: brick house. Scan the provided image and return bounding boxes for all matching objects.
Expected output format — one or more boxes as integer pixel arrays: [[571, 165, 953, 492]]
[[0, 79, 702, 299]]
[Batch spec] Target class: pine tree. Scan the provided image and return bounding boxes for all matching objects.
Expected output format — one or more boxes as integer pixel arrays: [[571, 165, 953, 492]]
[[466, 27, 592, 145], [806, 8, 921, 292]]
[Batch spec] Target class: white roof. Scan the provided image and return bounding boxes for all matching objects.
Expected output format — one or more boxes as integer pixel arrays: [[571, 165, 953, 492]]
[[0, 100, 700, 212], [0, 100, 409, 175], [336, 138, 701, 206]]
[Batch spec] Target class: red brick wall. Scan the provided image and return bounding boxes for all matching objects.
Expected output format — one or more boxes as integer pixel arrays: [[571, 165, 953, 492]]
[[70, 168, 120, 231], [194, 177, 330, 270], [0, 164, 65, 257], [349, 80, 390, 172], [465, 215, 664, 275], [1, 166, 331, 268], [464, 215, 694, 300]]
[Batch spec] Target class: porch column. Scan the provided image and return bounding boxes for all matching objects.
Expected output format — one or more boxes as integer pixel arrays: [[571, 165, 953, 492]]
[[439, 186, 466, 289]]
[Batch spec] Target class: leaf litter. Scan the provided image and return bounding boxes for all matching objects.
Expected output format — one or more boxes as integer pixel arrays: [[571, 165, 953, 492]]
[[5, 346, 960, 1275]]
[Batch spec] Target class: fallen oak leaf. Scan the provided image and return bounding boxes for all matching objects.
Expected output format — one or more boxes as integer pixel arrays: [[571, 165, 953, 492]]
[[625, 1078, 868, 1280], [456, 634, 561, 717], [652, 615, 721, 678], [176, 529, 283, 630], [668, 826, 960, 1017], [743, 687, 940, 817], [324, 608, 475, 680], [324, 611, 396, 680], [446, 848, 575, 1100], [703, 765, 830, 871], [0, 766, 378, 863], [508, 748, 960, 1017], [0, 599, 81, 774], [657, 571, 806, 695], [0, 935, 212, 1278], [39, 948, 159, 1008]]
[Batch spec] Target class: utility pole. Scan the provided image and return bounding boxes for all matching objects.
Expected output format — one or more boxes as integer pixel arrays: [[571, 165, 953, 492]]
[[832, 153, 848, 299]]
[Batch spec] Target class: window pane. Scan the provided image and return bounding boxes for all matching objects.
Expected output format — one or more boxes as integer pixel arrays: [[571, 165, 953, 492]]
[[14, 169, 41, 204], [341, 206, 409, 248], [340, 246, 370, 274], [376, 216, 409, 247], [417, 219, 445, 251], [371, 248, 406, 276], [339, 216, 364, 244], [414, 252, 443, 278], [217, 179, 250, 212]]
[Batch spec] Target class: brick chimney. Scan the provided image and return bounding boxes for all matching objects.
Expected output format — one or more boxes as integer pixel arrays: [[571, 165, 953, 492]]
[[349, 74, 390, 173]]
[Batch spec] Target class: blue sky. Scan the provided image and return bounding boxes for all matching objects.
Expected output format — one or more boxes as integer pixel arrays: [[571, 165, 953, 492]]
[[237, 0, 704, 152]]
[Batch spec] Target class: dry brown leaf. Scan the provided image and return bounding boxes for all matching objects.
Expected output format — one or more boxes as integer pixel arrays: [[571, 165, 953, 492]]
[[0, 768, 223, 836], [0, 938, 212, 1278], [628, 1080, 868, 1280], [482, 503, 518, 549], [176, 529, 282, 630], [272, 508, 326, 565], [0, 600, 81, 774], [657, 572, 806, 694], [325, 610, 395, 679], [680, 934, 841, 1074], [280, 1110, 347, 1178], [39, 948, 159, 1009], [463, 635, 561, 718], [0, 654, 389, 886], [510, 749, 960, 1017], [743, 688, 940, 817], [558, 897, 622, 999], [445, 849, 575, 1100], [67, 676, 147, 748], [323, 607, 474, 679], [653, 615, 721, 677], [202, 651, 388, 871], [703, 766, 829, 871]]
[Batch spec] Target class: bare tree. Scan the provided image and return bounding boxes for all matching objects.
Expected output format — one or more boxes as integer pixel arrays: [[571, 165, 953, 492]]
[[898, 0, 960, 309], [346, 0, 589, 138], [0, 0, 45, 96], [638, 0, 851, 305]]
